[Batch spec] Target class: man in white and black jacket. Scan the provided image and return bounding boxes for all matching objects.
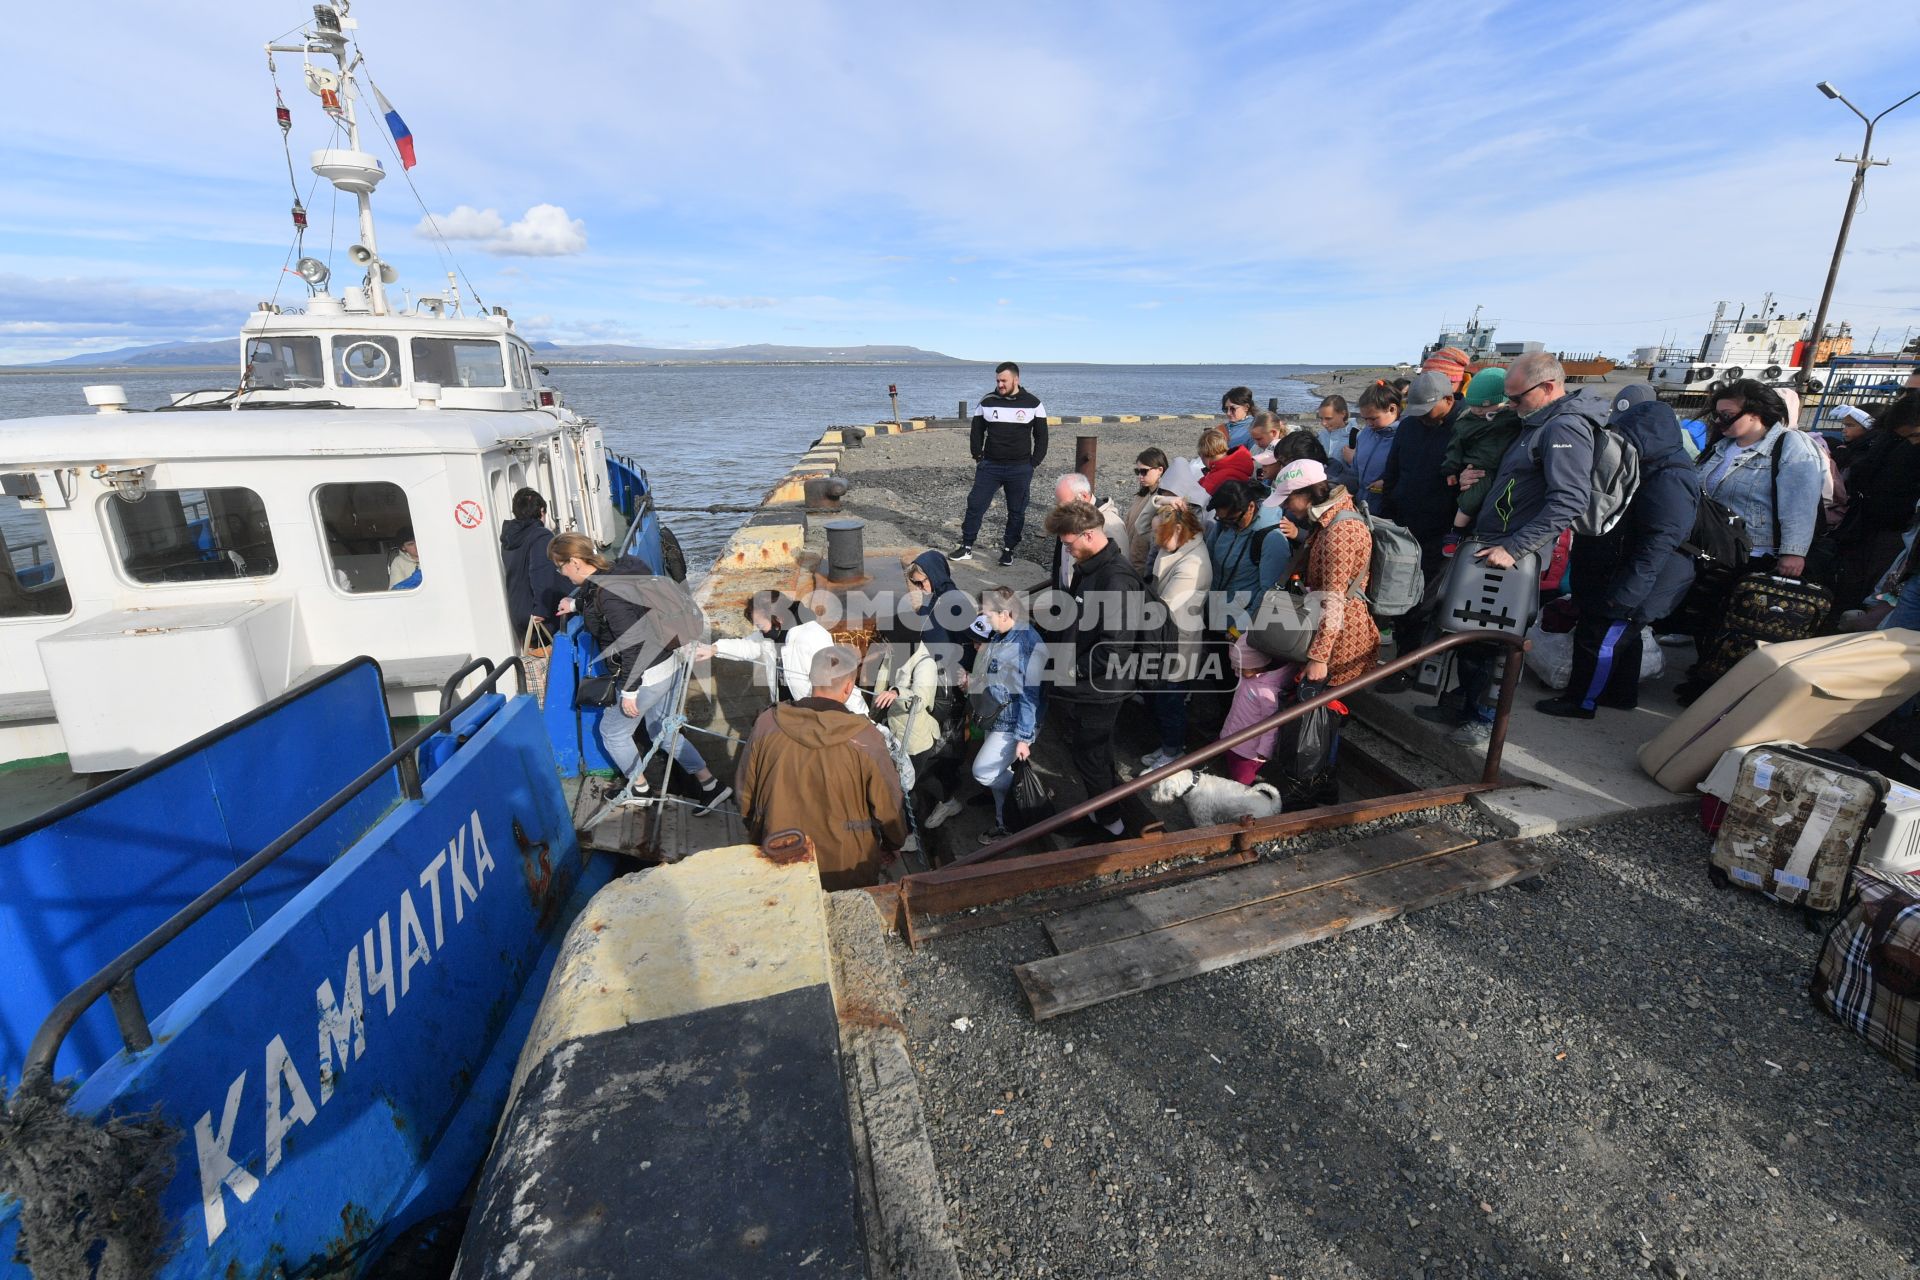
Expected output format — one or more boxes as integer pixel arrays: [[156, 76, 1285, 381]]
[[956, 361, 1048, 568]]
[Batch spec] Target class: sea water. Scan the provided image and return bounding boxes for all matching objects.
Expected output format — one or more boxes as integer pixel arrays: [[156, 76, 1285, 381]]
[[0, 362, 1327, 571]]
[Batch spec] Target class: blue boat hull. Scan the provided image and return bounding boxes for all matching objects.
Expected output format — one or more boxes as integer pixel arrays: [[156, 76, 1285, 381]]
[[1, 670, 611, 1277]]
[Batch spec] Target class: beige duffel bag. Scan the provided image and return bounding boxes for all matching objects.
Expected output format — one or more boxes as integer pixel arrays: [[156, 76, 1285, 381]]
[[1638, 629, 1920, 793]]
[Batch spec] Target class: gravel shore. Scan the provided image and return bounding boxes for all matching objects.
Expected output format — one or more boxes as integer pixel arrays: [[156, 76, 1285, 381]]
[[892, 808, 1920, 1279]]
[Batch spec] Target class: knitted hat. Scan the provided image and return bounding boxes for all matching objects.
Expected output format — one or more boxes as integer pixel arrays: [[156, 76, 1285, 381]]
[[1422, 346, 1473, 388], [1464, 366, 1509, 408]]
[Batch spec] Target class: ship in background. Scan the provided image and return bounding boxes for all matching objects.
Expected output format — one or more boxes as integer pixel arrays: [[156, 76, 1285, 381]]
[[1418, 305, 1615, 382]]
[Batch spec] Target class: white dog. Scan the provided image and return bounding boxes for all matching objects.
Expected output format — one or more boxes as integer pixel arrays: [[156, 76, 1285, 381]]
[[1145, 768, 1284, 827]]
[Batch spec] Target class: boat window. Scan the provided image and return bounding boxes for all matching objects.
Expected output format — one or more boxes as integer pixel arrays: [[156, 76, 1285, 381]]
[[332, 335, 402, 388], [410, 338, 506, 389], [315, 482, 420, 593], [0, 492, 72, 619], [106, 488, 279, 584], [510, 345, 532, 389], [245, 335, 327, 389]]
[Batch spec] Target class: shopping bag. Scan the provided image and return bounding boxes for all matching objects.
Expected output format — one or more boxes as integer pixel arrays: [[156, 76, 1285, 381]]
[[523, 619, 553, 707]]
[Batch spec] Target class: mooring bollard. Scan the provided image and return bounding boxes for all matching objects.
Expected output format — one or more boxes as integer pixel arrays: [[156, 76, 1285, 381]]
[[958, 400, 969, 423], [1076, 435, 1098, 487], [825, 518, 866, 583], [889, 383, 901, 426]]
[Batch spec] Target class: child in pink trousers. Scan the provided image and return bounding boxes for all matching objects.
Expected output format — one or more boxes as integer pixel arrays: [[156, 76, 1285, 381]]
[[1217, 636, 1294, 785]]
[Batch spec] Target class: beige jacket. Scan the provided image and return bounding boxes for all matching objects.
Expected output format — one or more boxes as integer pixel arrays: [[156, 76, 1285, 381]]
[[1149, 535, 1213, 681], [873, 643, 942, 756], [1124, 488, 1180, 572]]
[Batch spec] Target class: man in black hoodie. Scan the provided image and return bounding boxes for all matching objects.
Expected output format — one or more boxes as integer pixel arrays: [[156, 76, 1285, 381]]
[[1379, 370, 1467, 680], [957, 361, 1048, 568], [500, 488, 568, 642]]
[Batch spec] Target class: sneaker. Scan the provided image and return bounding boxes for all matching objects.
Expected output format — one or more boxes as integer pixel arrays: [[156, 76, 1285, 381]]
[[999, 547, 1017, 568], [950, 544, 974, 562], [1440, 532, 1462, 558], [978, 825, 1011, 846], [1412, 704, 1464, 728], [1654, 633, 1692, 648], [610, 777, 651, 808], [1141, 747, 1179, 770], [1449, 720, 1492, 749], [923, 797, 964, 829], [692, 782, 733, 817]]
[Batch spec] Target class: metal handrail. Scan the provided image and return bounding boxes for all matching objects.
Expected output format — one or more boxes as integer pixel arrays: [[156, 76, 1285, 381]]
[[19, 655, 527, 1087], [948, 630, 1529, 869], [440, 655, 522, 715]]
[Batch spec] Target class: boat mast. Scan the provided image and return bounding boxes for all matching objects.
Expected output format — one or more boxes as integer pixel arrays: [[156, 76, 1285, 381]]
[[269, 2, 390, 315]]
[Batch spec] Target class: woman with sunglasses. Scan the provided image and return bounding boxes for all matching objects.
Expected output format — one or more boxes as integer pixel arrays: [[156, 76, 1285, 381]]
[[1671, 380, 1829, 702], [1123, 447, 1181, 572]]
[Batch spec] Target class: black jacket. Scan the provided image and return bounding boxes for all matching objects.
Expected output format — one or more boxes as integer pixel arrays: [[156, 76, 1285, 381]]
[[970, 388, 1049, 466], [1839, 426, 1920, 542], [1055, 539, 1144, 703], [1568, 402, 1698, 622], [575, 555, 703, 693], [1379, 400, 1466, 544], [500, 517, 568, 636]]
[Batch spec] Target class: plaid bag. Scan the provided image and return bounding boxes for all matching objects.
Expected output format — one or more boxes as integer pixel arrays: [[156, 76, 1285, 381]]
[[1811, 869, 1920, 1077]]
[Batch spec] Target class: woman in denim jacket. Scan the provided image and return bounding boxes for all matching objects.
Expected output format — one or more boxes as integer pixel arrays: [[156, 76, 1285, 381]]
[[965, 586, 1047, 844], [1695, 379, 1826, 577]]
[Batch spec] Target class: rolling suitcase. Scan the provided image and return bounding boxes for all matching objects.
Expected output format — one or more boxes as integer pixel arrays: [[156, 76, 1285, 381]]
[[1695, 573, 1833, 685], [1810, 868, 1920, 1077], [1709, 744, 1888, 914], [1436, 539, 1540, 638]]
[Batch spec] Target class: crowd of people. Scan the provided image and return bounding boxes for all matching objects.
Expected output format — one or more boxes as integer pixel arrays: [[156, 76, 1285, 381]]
[[519, 354, 1920, 890]]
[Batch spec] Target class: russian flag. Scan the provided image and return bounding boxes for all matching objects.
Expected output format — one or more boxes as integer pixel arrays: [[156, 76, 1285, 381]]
[[373, 84, 416, 170]]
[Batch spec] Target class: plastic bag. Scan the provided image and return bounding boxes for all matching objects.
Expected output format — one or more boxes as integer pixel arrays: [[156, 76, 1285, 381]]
[[1282, 684, 1348, 807], [523, 619, 552, 707], [1006, 759, 1056, 833], [1523, 619, 1665, 690]]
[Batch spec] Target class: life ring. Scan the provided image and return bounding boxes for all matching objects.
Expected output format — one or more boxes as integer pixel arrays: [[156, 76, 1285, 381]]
[[1722, 366, 1743, 381], [339, 340, 393, 383]]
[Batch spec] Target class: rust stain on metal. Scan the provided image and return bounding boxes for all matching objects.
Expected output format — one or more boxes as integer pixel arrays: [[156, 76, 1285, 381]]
[[513, 818, 559, 929], [758, 830, 815, 865]]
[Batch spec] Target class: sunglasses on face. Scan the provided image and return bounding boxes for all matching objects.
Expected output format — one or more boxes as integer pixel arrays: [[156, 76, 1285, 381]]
[[1709, 408, 1745, 428], [1133, 466, 1153, 475], [1506, 381, 1546, 402]]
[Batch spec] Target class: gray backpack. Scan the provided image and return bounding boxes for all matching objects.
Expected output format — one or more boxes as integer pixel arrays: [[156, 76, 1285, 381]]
[[1330, 507, 1423, 618], [1562, 411, 1641, 537]]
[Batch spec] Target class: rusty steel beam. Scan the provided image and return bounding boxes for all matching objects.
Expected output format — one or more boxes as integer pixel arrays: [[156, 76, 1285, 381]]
[[899, 781, 1497, 923], [904, 848, 1258, 947]]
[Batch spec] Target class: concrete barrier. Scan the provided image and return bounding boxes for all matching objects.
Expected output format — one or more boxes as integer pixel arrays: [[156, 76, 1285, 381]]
[[455, 843, 864, 1278]]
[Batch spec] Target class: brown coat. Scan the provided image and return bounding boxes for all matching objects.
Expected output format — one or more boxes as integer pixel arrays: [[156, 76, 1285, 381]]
[[737, 698, 909, 890], [1303, 488, 1381, 687]]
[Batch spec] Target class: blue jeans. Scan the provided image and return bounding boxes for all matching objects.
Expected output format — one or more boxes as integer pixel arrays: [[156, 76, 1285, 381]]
[[1147, 687, 1189, 754], [971, 729, 1021, 825], [960, 460, 1034, 550], [599, 679, 705, 779]]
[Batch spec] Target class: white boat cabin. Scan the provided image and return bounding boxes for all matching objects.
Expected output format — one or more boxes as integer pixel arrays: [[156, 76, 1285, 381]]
[[0, 333, 624, 772]]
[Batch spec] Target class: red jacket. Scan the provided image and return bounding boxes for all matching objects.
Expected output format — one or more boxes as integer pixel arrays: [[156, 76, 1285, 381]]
[[1199, 446, 1255, 495]]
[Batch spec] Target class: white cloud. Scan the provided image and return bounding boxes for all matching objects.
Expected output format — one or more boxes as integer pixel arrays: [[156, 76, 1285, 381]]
[[422, 203, 587, 257], [686, 295, 778, 309]]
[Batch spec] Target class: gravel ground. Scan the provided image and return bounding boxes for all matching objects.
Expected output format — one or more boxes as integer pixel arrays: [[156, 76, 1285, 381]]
[[892, 808, 1920, 1280]]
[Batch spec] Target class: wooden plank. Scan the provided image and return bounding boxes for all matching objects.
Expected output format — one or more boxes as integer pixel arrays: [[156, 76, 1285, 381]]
[[1014, 839, 1557, 1021], [1042, 823, 1473, 954], [901, 782, 1495, 917], [907, 849, 1258, 946]]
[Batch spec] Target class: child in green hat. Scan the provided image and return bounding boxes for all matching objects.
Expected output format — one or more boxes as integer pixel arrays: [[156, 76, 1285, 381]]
[[1441, 366, 1525, 556]]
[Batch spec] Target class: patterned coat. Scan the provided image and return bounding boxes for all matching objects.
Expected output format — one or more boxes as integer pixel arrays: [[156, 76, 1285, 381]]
[[1303, 488, 1381, 687]]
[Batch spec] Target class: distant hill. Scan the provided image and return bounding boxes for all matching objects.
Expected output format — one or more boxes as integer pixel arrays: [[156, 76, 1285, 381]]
[[15, 338, 973, 369], [533, 343, 973, 365], [27, 339, 237, 368]]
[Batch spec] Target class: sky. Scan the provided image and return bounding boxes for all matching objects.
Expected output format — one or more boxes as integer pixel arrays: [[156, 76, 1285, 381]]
[[3, 0, 1919, 366]]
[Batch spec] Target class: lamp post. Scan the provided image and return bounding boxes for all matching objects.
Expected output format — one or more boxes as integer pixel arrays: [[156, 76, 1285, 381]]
[[1797, 81, 1920, 393]]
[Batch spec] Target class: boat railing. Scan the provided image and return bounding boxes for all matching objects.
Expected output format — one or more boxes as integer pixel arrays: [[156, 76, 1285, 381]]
[[939, 629, 1529, 871], [18, 654, 528, 1087]]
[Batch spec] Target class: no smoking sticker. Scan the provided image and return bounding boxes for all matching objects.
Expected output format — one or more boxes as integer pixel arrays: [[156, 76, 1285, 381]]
[[453, 500, 484, 529]]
